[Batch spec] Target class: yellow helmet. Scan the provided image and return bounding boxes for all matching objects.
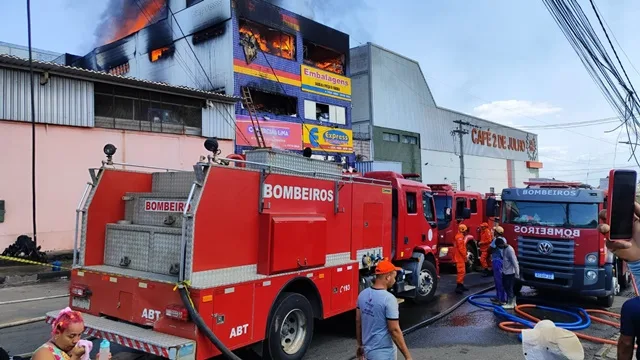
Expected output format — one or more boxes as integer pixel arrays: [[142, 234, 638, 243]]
[[458, 224, 468, 232]]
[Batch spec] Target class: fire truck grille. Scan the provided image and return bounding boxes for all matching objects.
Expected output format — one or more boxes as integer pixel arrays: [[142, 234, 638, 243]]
[[517, 237, 575, 286]]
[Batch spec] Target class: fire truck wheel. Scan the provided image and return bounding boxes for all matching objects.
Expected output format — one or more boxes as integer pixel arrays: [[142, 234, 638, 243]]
[[413, 261, 438, 304], [617, 260, 630, 289], [265, 292, 314, 360]]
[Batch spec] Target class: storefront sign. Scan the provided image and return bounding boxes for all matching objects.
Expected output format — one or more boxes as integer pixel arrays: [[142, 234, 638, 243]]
[[233, 59, 301, 87], [236, 116, 302, 150], [303, 124, 353, 153], [300, 65, 351, 101], [470, 128, 538, 161]]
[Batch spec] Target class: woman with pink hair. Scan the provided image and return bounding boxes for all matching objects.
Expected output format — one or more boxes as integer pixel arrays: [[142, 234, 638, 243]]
[[32, 308, 110, 360]]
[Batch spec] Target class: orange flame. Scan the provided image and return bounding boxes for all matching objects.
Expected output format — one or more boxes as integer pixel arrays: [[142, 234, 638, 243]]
[[109, 0, 165, 43], [150, 47, 170, 62], [239, 23, 295, 60]]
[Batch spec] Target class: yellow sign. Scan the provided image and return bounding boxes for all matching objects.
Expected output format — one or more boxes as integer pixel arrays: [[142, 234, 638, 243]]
[[302, 124, 353, 153], [300, 65, 351, 101]]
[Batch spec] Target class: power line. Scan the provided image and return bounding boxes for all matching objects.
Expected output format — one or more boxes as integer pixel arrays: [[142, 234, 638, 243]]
[[26, 0, 37, 247], [135, 0, 253, 147]]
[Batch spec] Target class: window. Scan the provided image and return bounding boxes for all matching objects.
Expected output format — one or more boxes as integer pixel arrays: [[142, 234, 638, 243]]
[[455, 197, 467, 218], [238, 18, 296, 61], [303, 100, 346, 124], [502, 201, 567, 227], [469, 199, 478, 214], [406, 192, 417, 214], [434, 195, 453, 230], [193, 24, 225, 45], [569, 203, 599, 228], [245, 88, 297, 116], [94, 83, 203, 135], [302, 40, 345, 75], [383, 132, 399, 142], [422, 192, 435, 222], [402, 135, 418, 145]]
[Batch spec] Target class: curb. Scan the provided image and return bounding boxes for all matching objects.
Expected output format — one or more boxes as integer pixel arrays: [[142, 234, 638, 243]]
[[0, 270, 70, 287]]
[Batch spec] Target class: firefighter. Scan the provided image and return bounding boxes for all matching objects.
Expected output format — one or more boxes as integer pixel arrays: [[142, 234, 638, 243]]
[[454, 224, 470, 294], [479, 222, 493, 277]]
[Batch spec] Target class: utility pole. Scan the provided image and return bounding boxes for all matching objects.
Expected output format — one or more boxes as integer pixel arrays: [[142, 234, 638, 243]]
[[452, 120, 480, 191]]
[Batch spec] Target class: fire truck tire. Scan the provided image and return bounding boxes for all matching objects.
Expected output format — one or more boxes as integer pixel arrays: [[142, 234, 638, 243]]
[[412, 260, 438, 304], [265, 292, 314, 360], [617, 260, 630, 289], [597, 294, 615, 308]]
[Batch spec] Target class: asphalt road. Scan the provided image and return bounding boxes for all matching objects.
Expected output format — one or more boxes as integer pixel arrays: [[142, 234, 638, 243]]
[[0, 272, 633, 360]]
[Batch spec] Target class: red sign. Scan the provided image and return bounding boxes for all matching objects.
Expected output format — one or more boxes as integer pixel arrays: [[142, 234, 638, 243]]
[[235, 116, 302, 150], [144, 200, 191, 212], [471, 128, 527, 152]]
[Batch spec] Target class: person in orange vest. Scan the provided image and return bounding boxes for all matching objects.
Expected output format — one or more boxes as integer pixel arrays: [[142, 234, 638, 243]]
[[479, 222, 493, 277], [454, 224, 470, 294]]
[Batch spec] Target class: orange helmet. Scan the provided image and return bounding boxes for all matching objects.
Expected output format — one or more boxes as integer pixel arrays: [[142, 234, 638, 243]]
[[480, 222, 489, 228], [458, 224, 468, 232]]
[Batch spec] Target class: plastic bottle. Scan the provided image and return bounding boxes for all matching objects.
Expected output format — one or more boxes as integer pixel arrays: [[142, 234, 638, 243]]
[[98, 340, 111, 360]]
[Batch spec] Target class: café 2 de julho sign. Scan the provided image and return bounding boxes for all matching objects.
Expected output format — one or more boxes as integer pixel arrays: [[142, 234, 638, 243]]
[[470, 128, 538, 161]]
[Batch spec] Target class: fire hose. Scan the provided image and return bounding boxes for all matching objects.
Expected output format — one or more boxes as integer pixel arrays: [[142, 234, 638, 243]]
[[467, 294, 627, 346], [177, 285, 243, 360]]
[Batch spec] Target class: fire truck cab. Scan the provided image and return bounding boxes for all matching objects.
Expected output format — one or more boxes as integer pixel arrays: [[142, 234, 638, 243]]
[[500, 181, 630, 307], [50, 144, 440, 360], [429, 184, 499, 272]]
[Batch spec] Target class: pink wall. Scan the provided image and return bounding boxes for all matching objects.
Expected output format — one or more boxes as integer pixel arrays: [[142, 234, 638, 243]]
[[0, 120, 233, 252]]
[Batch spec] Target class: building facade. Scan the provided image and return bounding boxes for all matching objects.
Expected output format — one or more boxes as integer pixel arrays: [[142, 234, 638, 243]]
[[372, 126, 421, 175], [70, 0, 354, 162], [350, 43, 541, 192], [0, 53, 236, 252]]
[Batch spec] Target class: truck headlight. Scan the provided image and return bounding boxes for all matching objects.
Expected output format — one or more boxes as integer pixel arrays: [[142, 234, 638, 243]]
[[586, 253, 598, 265], [586, 270, 597, 280], [439, 247, 449, 257]]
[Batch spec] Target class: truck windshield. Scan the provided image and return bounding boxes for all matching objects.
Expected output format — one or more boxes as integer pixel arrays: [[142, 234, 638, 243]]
[[422, 192, 436, 222], [434, 195, 452, 230], [502, 201, 599, 228]]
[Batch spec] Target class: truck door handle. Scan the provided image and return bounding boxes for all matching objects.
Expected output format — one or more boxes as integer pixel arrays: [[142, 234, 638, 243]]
[[422, 234, 426, 242], [404, 236, 409, 245]]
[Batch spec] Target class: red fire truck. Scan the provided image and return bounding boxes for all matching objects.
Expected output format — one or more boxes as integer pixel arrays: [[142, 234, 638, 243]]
[[500, 180, 630, 307], [428, 184, 499, 272], [48, 143, 440, 360]]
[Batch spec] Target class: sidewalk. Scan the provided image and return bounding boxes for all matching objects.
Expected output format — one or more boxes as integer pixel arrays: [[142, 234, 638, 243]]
[[0, 251, 72, 287]]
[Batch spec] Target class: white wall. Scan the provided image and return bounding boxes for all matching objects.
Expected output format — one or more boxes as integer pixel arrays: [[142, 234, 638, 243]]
[[421, 149, 538, 192]]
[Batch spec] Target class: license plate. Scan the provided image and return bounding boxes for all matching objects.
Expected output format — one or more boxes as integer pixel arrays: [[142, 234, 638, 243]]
[[534, 271, 555, 280], [71, 297, 91, 310]]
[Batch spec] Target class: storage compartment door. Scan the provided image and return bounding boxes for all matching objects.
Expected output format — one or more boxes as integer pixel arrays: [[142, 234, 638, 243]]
[[270, 216, 327, 274], [362, 203, 384, 249]]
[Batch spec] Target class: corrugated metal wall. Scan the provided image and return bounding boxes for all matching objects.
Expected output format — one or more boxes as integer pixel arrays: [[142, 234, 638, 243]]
[[350, 43, 540, 163], [351, 74, 370, 122], [355, 160, 403, 174], [0, 68, 94, 127], [202, 102, 236, 140]]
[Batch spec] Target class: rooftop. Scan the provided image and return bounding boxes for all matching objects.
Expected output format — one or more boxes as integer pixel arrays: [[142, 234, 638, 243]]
[[0, 53, 239, 104]]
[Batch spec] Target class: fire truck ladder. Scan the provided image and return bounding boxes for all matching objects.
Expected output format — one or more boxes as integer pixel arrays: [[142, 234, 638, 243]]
[[241, 87, 266, 148]]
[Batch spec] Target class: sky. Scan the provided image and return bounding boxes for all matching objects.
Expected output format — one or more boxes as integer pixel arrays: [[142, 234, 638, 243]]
[[1, 0, 640, 186]]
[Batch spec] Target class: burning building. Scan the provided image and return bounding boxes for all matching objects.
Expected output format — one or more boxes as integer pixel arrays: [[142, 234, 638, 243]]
[[70, 0, 353, 161]]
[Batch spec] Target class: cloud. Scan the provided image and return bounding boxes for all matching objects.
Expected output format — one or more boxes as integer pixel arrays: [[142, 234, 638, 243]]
[[473, 100, 562, 123]]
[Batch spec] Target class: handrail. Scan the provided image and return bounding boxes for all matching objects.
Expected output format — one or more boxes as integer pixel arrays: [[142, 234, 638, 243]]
[[102, 161, 187, 173], [73, 182, 93, 267], [179, 182, 198, 282], [220, 158, 392, 186]]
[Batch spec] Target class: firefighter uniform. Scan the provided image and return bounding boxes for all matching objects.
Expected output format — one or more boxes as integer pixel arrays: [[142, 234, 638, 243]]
[[479, 222, 493, 275], [454, 224, 470, 294]]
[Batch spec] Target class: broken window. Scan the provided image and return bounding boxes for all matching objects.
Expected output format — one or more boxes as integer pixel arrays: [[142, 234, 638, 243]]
[[149, 46, 174, 62], [238, 18, 296, 64], [303, 40, 345, 75], [315, 103, 329, 121], [245, 87, 297, 116]]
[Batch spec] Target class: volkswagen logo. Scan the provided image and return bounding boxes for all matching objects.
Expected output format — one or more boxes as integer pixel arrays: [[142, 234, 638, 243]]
[[537, 241, 554, 255]]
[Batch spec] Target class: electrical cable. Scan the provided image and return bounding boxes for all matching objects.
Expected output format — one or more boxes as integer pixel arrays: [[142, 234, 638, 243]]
[[26, 0, 37, 248]]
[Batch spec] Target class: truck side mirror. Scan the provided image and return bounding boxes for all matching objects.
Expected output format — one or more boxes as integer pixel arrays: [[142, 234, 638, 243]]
[[461, 208, 471, 220], [444, 207, 452, 221]]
